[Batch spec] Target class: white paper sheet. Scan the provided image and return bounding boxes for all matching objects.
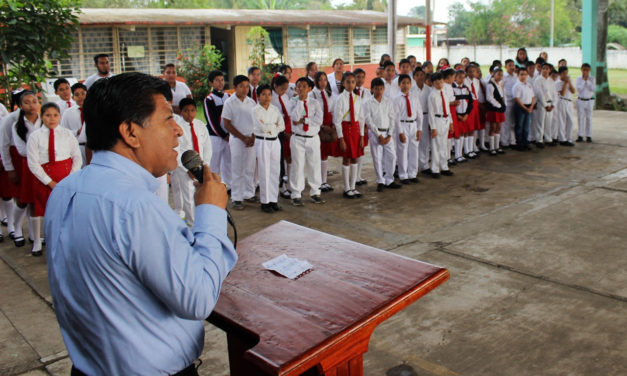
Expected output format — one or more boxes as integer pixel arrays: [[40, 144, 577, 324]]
[[262, 254, 313, 279]]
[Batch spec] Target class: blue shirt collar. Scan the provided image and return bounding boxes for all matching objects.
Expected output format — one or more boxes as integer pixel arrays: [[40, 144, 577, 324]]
[[90, 151, 160, 193]]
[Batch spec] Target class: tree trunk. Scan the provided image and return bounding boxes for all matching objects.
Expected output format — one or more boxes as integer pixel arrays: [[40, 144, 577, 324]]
[[596, 0, 611, 109]]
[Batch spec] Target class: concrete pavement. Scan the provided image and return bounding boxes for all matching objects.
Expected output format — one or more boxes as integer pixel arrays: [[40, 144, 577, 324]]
[[1, 110, 625, 376]]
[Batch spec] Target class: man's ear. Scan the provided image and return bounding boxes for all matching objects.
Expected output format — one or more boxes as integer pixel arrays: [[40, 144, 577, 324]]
[[118, 121, 142, 149]]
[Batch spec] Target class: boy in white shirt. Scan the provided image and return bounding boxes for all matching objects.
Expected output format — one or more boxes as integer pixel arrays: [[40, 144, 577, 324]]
[[163, 63, 192, 114], [53, 78, 75, 116], [382, 61, 399, 99], [365, 78, 401, 192], [392, 59, 416, 93], [555, 66, 576, 146], [60, 83, 88, 164], [223, 75, 258, 210], [413, 68, 432, 174], [428, 73, 454, 178], [394, 74, 422, 184], [289, 78, 324, 206], [271, 74, 295, 199], [576, 63, 595, 143], [512, 68, 536, 151], [203, 70, 231, 191], [533, 63, 556, 148], [172, 98, 212, 225], [252, 84, 285, 213], [248, 66, 261, 103], [354, 68, 371, 186], [501, 59, 519, 148]]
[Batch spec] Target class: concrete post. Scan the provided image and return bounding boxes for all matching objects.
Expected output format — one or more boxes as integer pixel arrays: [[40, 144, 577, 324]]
[[388, 0, 397, 60]]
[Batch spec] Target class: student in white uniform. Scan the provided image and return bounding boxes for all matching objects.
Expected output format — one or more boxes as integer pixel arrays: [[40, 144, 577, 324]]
[[252, 84, 285, 213], [525, 61, 538, 143], [53, 78, 75, 116], [26, 103, 82, 256], [392, 59, 416, 93], [306, 61, 318, 83], [163, 63, 192, 114], [394, 74, 422, 184], [310, 71, 339, 193], [278, 64, 297, 98], [501, 59, 518, 148], [271, 74, 295, 199], [412, 68, 432, 174], [513, 67, 536, 151], [247, 66, 261, 103], [203, 70, 231, 190], [452, 70, 474, 163], [533, 63, 556, 148], [382, 61, 399, 99], [223, 75, 258, 210], [576, 63, 595, 143], [289, 78, 324, 206], [365, 78, 401, 192], [485, 67, 506, 155], [555, 66, 576, 146], [354, 68, 371, 186], [60, 83, 88, 164], [83, 54, 113, 89], [428, 73, 454, 178], [172, 98, 212, 225], [328, 59, 346, 97]]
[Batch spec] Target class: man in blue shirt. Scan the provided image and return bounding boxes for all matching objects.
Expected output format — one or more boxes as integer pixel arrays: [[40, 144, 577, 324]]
[[45, 72, 237, 376]]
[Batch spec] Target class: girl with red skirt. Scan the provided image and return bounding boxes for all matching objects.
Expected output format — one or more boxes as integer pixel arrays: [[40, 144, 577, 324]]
[[485, 67, 507, 155], [311, 71, 340, 192], [452, 70, 474, 163], [26, 103, 82, 256]]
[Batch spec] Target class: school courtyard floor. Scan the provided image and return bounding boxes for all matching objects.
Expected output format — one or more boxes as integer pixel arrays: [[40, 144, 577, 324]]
[[1, 110, 625, 376]]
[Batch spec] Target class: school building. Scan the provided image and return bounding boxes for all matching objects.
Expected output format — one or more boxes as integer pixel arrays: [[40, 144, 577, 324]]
[[55, 9, 434, 83]]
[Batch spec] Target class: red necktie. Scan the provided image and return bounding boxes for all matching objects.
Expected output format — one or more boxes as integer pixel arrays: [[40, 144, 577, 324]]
[[321, 91, 329, 114], [441, 91, 448, 118], [67, 101, 71, 108], [48, 128, 55, 163], [77, 107, 84, 136], [303, 100, 309, 132], [279, 95, 291, 133], [190, 122, 199, 153], [405, 95, 412, 117], [470, 82, 477, 99], [252, 87, 257, 103], [357, 87, 361, 96], [349, 93, 355, 124]]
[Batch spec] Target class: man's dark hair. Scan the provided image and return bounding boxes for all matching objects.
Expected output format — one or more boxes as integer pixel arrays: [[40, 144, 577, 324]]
[[53, 78, 70, 92], [271, 74, 289, 88], [535, 57, 545, 65], [492, 59, 502, 66], [526, 61, 536, 68], [296, 76, 314, 88], [233, 75, 249, 87], [542, 63, 553, 69], [581, 63, 591, 69], [256, 84, 272, 97], [398, 74, 411, 84], [247, 66, 260, 76], [163, 63, 175, 71], [504, 59, 514, 65], [71, 83, 87, 94], [559, 59, 567, 64], [278, 64, 292, 74], [382, 60, 395, 69], [399, 58, 411, 68], [430, 72, 443, 82], [178, 97, 196, 111], [558, 66, 568, 73], [413, 67, 424, 75], [84, 72, 172, 151], [441, 68, 455, 79], [208, 70, 223, 83], [518, 67, 528, 74], [371, 77, 384, 88], [93, 54, 109, 64], [353, 68, 366, 75], [407, 55, 416, 60]]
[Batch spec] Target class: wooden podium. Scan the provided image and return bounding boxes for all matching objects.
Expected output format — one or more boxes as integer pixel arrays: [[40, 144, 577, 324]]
[[207, 221, 449, 376]]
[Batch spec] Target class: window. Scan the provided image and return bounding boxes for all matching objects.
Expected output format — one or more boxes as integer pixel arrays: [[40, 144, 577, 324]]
[[50, 31, 80, 78], [287, 27, 308, 68], [353, 28, 371, 65], [82, 27, 116, 76], [371, 27, 388, 64], [309, 27, 330, 66], [150, 27, 178, 75], [330, 28, 349, 65], [118, 27, 150, 74], [286, 26, 350, 68]]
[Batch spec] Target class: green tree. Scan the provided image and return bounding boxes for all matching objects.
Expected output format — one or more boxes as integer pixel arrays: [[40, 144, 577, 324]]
[[0, 0, 81, 105], [81, 0, 333, 9], [608, 24, 627, 46], [609, 0, 627, 27], [335, 0, 387, 12], [447, 3, 473, 39], [176, 44, 223, 100]]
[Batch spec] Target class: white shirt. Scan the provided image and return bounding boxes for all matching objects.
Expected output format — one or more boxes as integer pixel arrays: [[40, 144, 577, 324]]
[[56, 99, 76, 116], [392, 76, 416, 96], [60, 106, 84, 141], [452, 83, 473, 114], [290, 98, 322, 136], [327, 73, 344, 97], [502, 72, 518, 102], [576, 76, 596, 100], [222, 95, 256, 136], [0, 103, 8, 121], [310, 87, 335, 121], [534, 75, 556, 108], [364, 95, 397, 137], [513, 81, 535, 105], [175, 117, 212, 169], [26, 126, 82, 185], [475, 78, 486, 103], [13, 115, 41, 156], [412, 84, 431, 115], [249, 84, 259, 103], [383, 79, 400, 99], [0, 111, 19, 170], [83, 72, 113, 89], [443, 83, 455, 104], [333, 90, 366, 138], [428, 89, 452, 128], [252, 104, 285, 138], [486, 79, 505, 109], [271, 92, 295, 121], [555, 79, 574, 100], [170, 81, 192, 109], [355, 87, 371, 102], [394, 92, 422, 130]]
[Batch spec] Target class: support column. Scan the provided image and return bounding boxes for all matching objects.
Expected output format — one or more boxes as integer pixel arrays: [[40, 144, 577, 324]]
[[581, 0, 597, 75], [425, 0, 431, 61], [387, 0, 397, 60]]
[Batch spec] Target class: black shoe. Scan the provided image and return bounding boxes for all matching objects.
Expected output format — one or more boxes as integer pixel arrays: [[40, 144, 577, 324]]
[[261, 203, 274, 213], [386, 182, 402, 189], [0, 233, 3, 242], [311, 195, 325, 204], [227, 189, 231, 196], [356, 179, 367, 186], [14, 236, 25, 247], [497, 148, 505, 154], [576, 136, 584, 143], [244, 196, 259, 203], [431, 172, 441, 179], [552, 139, 558, 144], [280, 190, 292, 199], [526, 145, 533, 150], [561, 141, 575, 146], [420, 169, 432, 175], [31, 250, 43, 257], [547, 141, 557, 146], [536, 142, 545, 149], [0, 217, 7, 227], [270, 202, 281, 211], [8, 231, 14, 240], [352, 189, 363, 198], [291, 198, 304, 207], [232, 201, 244, 210], [489, 150, 497, 156], [377, 183, 385, 192], [343, 190, 355, 199], [410, 177, 419, 183], [400, 179, 411, 185], [586, 137, 592, 143], [441, 170, 454, 176]]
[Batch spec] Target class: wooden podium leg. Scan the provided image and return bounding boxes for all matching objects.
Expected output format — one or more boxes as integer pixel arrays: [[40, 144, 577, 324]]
[[225, 332, 263, 376], [320, 354, 363, 376]]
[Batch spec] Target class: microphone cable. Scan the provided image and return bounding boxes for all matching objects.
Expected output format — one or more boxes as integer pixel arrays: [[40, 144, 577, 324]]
[[226, 209, 237, 249]]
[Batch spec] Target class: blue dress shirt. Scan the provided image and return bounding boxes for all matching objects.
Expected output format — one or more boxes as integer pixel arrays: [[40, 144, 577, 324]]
[[45, 151, 237, 375]]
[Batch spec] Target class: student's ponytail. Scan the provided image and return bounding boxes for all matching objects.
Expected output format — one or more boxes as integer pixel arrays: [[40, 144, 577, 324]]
[[15, 109, 27, 142]]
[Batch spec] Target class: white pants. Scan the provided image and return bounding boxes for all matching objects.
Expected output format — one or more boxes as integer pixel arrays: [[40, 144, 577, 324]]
[[556, 98, 575, 142], [396, 121, 419, 179], [534, 105, 554, 143], [155, 174, 169, 203], [419, 113, 431, 170], [290, 135, 322, 198], [430, 120, 450, 174], [171, 167, 194, 225], [577, 99, 594, 138], [369, 130, 397, 185], [229, 137, 256, 202], [502, 100, 516, 146], [255, 138, 281, 204], [210, 135, 232, 188]]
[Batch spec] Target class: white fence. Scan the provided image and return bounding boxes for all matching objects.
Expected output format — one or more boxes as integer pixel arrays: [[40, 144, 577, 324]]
[[405, 45, 627, 69]]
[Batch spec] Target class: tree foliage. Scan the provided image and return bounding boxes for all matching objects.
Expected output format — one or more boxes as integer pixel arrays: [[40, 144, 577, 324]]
[[80, 0, 333, 9], [0, 0, 81, 105], [177, 44, 223, 101], [609, 0, 627, 27]]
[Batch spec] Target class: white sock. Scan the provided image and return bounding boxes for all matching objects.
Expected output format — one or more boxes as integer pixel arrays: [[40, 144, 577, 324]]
[[357, 157, 363, 180], [342, 165, 350, 192], [447, 138, 453, 157], [473, 131, 479, 151], [349, 163, 358, 190], [489, 135, 495, 150], [5, 200, 15, 234], [321, 160, 328, 184], [455, 138, 462, 159], [13, 206, 26, 238], [31, 216, 42, 252], [461, 136, 467, 155], [0, 199, 6, 221], [479, 129, 485, 147], [495, 134, 501, 149]]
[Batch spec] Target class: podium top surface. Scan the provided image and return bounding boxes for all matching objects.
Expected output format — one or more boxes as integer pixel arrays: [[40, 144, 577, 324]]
[[209, 221, 448, 375]]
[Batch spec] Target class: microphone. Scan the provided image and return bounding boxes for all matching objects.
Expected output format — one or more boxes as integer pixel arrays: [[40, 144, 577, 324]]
[[181, 150, 237, 248]]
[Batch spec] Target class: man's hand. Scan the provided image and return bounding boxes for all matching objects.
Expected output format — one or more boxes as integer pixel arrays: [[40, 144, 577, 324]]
[[194, 164, 228, 209], [378, 134, 386, 144], [399, 133, 407, 144], [431, 129, 438, 138], [416, 130, 422, 141]]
